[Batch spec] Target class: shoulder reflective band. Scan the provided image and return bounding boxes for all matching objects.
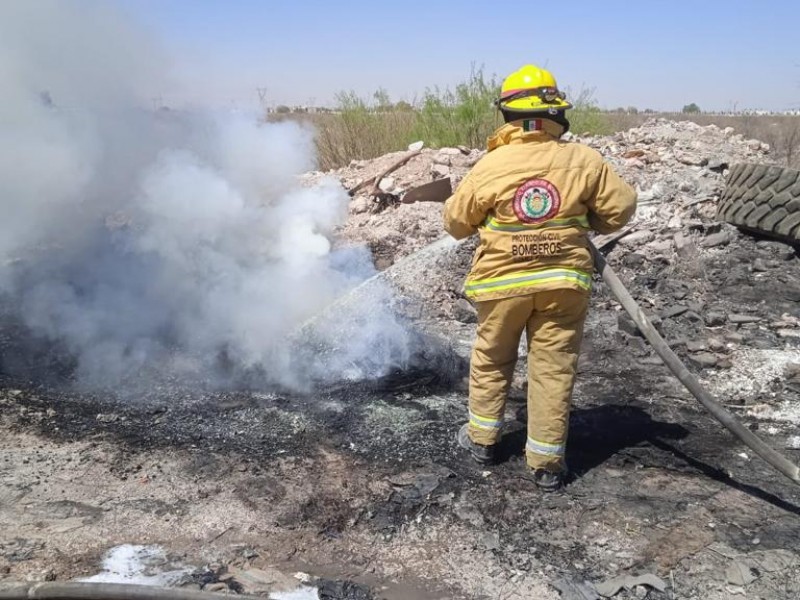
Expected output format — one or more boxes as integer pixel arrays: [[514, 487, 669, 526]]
[[483, 215, 589, 232], [526, 436, 565, 456], [469, 410, 503, 431], [465, 268, 592, 297]]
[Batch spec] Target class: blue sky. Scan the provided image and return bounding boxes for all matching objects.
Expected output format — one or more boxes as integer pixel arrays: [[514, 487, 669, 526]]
[[119, 0, 800, 112]]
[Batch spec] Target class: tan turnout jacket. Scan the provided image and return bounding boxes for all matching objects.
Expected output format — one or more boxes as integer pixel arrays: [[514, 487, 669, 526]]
[[443, 119, 637, 301]]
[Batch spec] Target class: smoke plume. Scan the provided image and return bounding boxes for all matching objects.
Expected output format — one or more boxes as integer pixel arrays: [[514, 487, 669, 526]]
[[0, 1, 412, 391]]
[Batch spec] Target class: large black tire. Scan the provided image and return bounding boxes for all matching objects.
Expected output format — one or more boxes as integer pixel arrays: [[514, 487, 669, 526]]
[[718, 163, 800, 245]]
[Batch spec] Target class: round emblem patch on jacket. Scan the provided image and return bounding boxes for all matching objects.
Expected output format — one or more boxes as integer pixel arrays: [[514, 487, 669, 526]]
[[513, 179, 561, 224]]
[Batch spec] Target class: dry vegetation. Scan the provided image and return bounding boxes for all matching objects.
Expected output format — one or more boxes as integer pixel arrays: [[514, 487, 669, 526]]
[[267, 70, 800, 171]]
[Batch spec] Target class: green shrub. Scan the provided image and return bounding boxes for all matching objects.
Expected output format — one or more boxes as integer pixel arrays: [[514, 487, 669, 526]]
[[287, 69, 613, 170], [412, 66, 502, 148], [567, 87, 613, 136]]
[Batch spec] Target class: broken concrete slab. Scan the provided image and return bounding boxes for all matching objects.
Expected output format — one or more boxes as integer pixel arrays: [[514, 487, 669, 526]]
[[728, 313, 762, 324], [595, 573, 667, 597], [726, 559, 760, 586], [701, 232, 731, 248]]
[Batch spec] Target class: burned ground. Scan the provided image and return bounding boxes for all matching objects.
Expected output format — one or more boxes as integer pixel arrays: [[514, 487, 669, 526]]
[[2, 222, 800, 599], [2, 120, 800, 599]]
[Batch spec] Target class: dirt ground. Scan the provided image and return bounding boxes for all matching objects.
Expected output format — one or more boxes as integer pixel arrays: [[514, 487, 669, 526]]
[[2, 228, 800, 600], [2, 121, 800, 599]]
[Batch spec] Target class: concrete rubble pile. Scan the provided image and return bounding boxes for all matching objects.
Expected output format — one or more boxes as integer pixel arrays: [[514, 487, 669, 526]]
[[315, 118, 799, 414], [316, 118, 774, 272], [309, 118, 775, 307]]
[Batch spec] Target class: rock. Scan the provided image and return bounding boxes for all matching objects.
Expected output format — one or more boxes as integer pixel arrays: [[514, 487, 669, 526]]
[[701, 232, 730, 248], [704, 311, 726, 327], [96, 413, 119, 423], [595, 574, 667, 597], [622, 253, 646, 267], [752, 258, 769, 272], [675, 151, 708, 167], [661, 305, 688, 319], [439, 147, 464, 156], [618, 313, 642, 338], [689, 352, 718, 368], [552, 579, 598, 600], [204, 582, 229, 593], [725, 332, 744, 343], [432, 153, 451, 166], [637, 184, 666, 203], [776, 329, 800, 339], [726, 559, 760, 586], [452, 298, 477, 324], [407, 141, 424, 152], [641, 356, 664, 365], [706, 157, 729, 172], [684, 311, 703, 323], [623, 149, 646, 159], [756, 240, 782, 250], [667, 214, 683, 229], [378, 177, 395, 192], [479, 531, 501, 551], [351, 196, 371, 214], [431, 163, 450, 178], [708, 338, 726, 352], [646, 239, 673, 254], [230, 567, 299, 595], [728, 313, 762, 324], [454, 501, 485, 527], [674, 232, 693, 255], [617, 230, 654, 246], [317, 579, 375, 600], [686, 340, 707, 352]]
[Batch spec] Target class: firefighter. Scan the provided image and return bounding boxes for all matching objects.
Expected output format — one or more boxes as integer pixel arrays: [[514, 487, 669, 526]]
[[443, 64, 637, 491]]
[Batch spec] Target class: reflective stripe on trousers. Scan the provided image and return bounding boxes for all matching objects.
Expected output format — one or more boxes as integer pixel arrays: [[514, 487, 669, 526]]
[[465, 268, 592, 298], [469, 410, 503, 431], [526, 437, 565, 457]]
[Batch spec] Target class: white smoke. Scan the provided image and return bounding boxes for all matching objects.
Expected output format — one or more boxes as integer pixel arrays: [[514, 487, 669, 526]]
[[0, 1, 412, 391]]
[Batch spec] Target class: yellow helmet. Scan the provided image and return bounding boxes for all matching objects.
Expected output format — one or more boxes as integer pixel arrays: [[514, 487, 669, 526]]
[[498, 65, 571, 113]]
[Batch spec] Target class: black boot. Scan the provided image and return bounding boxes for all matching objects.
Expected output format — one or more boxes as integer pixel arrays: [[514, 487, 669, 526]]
[[456, 423, 496, 465], [531, 468, 566, 492]]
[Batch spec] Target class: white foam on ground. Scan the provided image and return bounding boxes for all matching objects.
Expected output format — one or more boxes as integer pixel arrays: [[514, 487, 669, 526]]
[[270, 588, 320, 600], [80, 545, 320, 597], [700, 348, 800, 425], [79, 544, 192, 586]]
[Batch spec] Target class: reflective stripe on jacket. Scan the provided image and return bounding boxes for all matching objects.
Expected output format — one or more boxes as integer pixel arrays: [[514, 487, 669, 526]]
[[443, 119, 637, 301]]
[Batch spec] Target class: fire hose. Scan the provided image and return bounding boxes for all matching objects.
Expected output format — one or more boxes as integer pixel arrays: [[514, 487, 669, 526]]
[[590, 240, 800, 485], [0, 582, 266, 600]]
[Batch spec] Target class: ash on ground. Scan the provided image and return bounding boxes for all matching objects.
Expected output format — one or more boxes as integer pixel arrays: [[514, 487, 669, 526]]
[[2, 119, 800, 600]]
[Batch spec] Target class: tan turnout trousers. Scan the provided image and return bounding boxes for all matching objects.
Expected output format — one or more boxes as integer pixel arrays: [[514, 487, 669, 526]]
[[467, 288, 589, 472]]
